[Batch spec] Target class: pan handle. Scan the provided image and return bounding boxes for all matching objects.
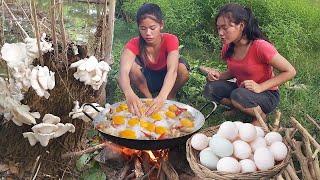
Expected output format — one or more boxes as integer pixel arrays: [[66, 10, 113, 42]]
[[200, 101, 218, 120], [82, 103, 101, 121]]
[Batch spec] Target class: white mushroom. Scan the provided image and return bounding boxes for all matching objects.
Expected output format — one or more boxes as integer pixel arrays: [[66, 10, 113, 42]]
[[53, 123, 75, 138], [23, 132, 38, 146], [32, 123, 59, 134], [33, 132, 54, 147], [42, 114, 61, 124]]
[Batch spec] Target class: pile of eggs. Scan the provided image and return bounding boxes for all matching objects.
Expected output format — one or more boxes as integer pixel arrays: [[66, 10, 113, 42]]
[[190, 121, 288, 173]]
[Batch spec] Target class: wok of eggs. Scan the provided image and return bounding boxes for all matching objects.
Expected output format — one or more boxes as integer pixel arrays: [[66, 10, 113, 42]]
[[190, 121, 288, 173], [97, 100, 196, 140]]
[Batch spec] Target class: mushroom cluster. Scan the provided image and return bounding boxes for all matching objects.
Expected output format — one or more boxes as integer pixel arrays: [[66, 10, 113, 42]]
[[69, 101, 110, 122], [23, 114, 75, 147], [30, 65, 55, 98], [70, 56, 111, 90], [1, 35, 53, 91]]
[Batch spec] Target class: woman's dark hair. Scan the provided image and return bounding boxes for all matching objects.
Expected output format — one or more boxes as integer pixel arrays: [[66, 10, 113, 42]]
[[215, 3, 269, 59], [136, 3, 163, 64]]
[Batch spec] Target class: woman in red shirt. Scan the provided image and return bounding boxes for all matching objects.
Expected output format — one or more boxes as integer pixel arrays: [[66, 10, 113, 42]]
[[118, 3, 189, 117], [204, 3, 296, 125]]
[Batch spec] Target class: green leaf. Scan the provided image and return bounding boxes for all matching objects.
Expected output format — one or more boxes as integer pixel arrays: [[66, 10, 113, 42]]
[[81, 163, 106, 180], [76, 154, 91, 171]]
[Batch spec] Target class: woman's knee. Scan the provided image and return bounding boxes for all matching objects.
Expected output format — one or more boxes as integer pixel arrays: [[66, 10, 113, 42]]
[[177, 63, 189, 81]]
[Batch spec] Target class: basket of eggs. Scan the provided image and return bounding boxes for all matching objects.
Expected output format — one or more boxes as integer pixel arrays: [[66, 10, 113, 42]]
[[186, 121, 291, 179]]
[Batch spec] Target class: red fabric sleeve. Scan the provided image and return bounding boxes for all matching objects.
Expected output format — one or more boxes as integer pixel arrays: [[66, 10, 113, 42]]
[[165, 34, 179, 52], [124, 37, 140, 55], [255, 40, 278, 64]]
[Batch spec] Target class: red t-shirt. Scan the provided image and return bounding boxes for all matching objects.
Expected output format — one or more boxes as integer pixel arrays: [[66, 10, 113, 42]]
[[125, 33, 179, 70], [222, 39, 278, 90]]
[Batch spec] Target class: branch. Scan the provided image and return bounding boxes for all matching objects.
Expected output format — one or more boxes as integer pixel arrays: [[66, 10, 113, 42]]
[[306, 114, 320, 131], [272, 110, 281, 132], [61, 142, 107, 159], [253, 108, 270, 131], [31, 0, 43, 66], [293, 141, 313, 180]]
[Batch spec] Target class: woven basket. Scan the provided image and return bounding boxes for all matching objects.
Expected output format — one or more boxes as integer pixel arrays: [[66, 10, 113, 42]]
[[186, 126, 291, 180]]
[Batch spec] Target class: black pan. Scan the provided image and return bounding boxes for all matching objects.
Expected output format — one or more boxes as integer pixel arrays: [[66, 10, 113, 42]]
[[84, 99, 209, 150]]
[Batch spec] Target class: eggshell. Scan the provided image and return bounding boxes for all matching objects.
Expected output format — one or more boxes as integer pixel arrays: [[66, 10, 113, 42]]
[[239, 123, 257, 142], [269, 141, 288, 161], [255, 126, 265, 137], [191, 133, 209, 151], [264, 132, 283, 146], [234, 121, 243, 129], [209, 136, 234, 157], [250, 137, 267, 152], [217, 121, 238, 141], [199, 148, 220, 170], [239, 159, 257, 173], [217, 157, 241, 173], [254, 147, 275, 171], [233, 140, 252, 159]]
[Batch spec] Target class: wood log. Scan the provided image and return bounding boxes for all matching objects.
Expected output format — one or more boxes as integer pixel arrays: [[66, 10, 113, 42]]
[[302, 135, 317, 179], [162, 161, 178, 180], [291, 117, 320, 156], [134, 158, 144, 178], [272, 111, 281, 132], [293, 141, 313, 180], [283, 170, 292, 180]]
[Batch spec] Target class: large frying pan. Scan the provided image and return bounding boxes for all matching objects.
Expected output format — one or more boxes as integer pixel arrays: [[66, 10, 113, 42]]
[[84, 99, 213, 150]]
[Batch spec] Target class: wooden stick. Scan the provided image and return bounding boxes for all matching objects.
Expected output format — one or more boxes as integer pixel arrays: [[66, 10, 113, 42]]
[[3, 1, 29, 38], [302, 135, 317, 179], [290, 117, 320, 153], [306, 114, 320, 131], [134, 158, 144, 178], [293, 141, 313, 180], [286, 163, 300, 180], [61, 142, 107, 159], [30, 0, 43, 66], [50, 0, 58, 61], [253, 108, 270, 132], [313, 152, 320, 180], [283, 170, 292, 180], [272, 110, 281, 132]]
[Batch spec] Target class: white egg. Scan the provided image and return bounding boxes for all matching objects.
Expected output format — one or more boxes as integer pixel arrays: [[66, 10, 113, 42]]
[[199, 148, 220, 170], [255, 126, 265, 137], [191, 133, 209, 151], [239, 123, 257, 142], [233, 140, 252, 159], [248, 153, 254, 161], [155, 120, 170, 129], [254, 147, 275, 171], [269, 141, 288, 161], [250, 137, 267, 152], [234, 121, 243, 129], [264, 132, 283, 146], [217, 121, 238, 141], [217, 157, 241, 173], [209, 136, 234, 157], [239, 159, 257, 173]]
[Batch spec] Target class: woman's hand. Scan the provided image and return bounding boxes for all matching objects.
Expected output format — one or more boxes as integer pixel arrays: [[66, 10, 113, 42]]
[[125, 92, 143, 117], [145, 95, 166, 116], [240, 80, 263, 93], [207, 70, 220, 81]]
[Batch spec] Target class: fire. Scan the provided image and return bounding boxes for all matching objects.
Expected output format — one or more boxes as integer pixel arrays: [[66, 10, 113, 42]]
[[145, 150, 157, 162], [104, 142, 138, 156]]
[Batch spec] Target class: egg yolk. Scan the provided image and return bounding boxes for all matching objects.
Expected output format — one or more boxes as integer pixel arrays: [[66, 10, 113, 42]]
[[146, 123, 156, 132], [119, 129, 136, 139], [128, 118, 140, 126], [140, 121, 149, 128], [151, 113, 162, 121], [145, 100, 152, 106], [155, 126, 168, 135], [165, 111, 176, 118], [141, 107, 146, 113], [180, 119, 194, 128], [168, 105, 178, 112], [116, 103, 128, 112], [112, 115, 125, 125]]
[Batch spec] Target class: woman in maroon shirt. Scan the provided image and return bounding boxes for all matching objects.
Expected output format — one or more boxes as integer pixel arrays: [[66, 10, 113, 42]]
[[118, 3, 189, 117], [204, 3, 296, 125]]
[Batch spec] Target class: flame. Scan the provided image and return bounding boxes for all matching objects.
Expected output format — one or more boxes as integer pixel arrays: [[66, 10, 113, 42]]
[[104, 142, 138, 156], [145, 150, 157, 161]]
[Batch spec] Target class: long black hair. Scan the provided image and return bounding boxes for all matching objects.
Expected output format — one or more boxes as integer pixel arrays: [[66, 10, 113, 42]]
[[214, 3, 269, 59], [136, 3, 163, 64]]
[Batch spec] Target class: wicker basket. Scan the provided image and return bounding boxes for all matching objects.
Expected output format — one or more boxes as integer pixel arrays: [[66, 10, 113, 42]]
[[186, 126, 291, 180]]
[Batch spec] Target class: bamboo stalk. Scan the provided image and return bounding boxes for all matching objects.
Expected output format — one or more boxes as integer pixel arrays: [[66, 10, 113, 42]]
[[104, 0, 116, 64], [3, 1, 29, 38], [50, 0, 58, 61], [290, 117, 320, 155], [57, 0, 68, 66], [30, 0, 43, 66]]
